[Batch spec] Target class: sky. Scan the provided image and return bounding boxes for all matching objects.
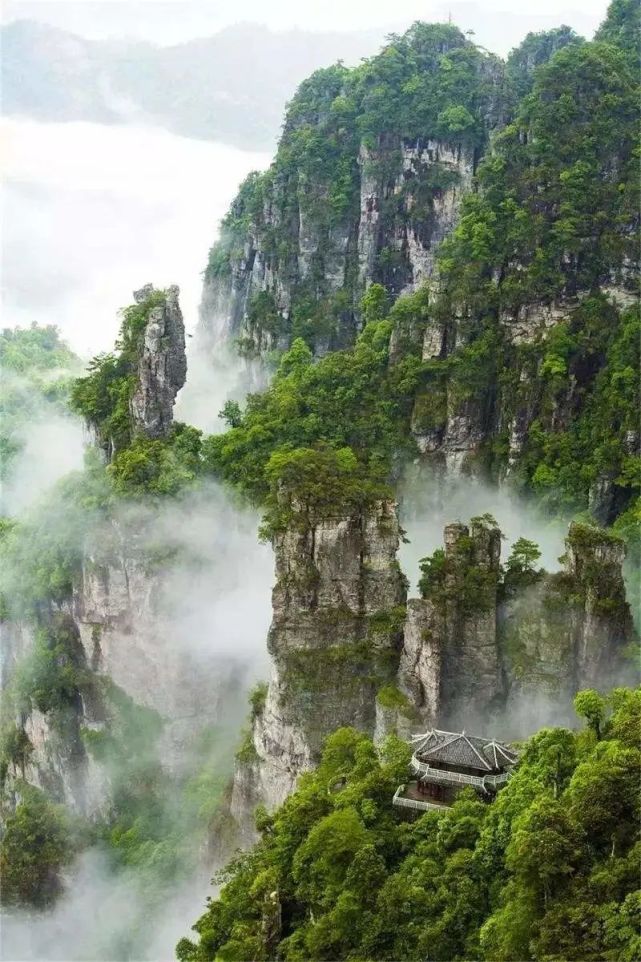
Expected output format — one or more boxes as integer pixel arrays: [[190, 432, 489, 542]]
[[3, 0, 610, 53]]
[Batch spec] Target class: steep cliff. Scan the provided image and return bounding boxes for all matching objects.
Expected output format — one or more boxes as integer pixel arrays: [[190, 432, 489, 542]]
[[401, 32, 639, 508], [129, 284, 187, 439], [199, 24, 505, 356], [231, 499, 406, 838], [72, 283, 186, 458], [0, 612, 109, 819], [399, 519, 635, 732], [71, 514, 237, 775], [399, 518, 503, 726]]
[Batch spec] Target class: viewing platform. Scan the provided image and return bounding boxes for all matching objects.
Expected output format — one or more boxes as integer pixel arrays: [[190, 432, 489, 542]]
[[393, 783, 452, 813]]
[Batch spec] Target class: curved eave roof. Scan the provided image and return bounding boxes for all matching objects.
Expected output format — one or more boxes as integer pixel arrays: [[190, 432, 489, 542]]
[[411, 728, 518, 773]]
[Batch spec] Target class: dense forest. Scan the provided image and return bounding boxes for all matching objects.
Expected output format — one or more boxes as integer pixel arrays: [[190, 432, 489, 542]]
[[177, 690, 641, 962]]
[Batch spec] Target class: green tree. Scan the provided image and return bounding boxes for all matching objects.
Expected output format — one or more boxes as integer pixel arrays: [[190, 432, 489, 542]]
[[574, 689, 607, 739], [0, 786, 72, 907]]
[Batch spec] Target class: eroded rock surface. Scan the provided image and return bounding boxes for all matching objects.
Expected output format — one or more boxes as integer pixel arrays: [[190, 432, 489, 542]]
[[130, 284, 187, 438]]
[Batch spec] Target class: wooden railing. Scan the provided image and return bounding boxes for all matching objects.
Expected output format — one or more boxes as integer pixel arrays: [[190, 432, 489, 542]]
[[392, 786, 448, 812], [410, 757, 510, 792]]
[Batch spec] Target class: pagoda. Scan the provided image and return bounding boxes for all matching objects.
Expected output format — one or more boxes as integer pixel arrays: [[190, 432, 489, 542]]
[[393, 728, 519, 812]]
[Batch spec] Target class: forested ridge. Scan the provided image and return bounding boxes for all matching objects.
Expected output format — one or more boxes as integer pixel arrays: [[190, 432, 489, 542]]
[[177, 4, 640, 959]]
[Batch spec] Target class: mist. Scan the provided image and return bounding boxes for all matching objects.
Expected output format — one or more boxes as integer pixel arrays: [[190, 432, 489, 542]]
[[2, 118, 269, 355], [0, 315, 274, 957], [87, 479, 274, 759], [0, 463, 274, 958], [398, 463, 570, 595], [0, 848, 215, 961], [0, 401, 85, 518], [2, 0, 607, 54], [175, 336, 267, 436]]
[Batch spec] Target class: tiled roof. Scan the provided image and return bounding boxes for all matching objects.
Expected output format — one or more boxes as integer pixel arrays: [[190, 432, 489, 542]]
[[411, 729, 518, 773]]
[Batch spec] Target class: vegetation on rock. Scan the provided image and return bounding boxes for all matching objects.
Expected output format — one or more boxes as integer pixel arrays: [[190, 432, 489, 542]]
[[70, 288, 167, 453], [0, 784, 73, 908]]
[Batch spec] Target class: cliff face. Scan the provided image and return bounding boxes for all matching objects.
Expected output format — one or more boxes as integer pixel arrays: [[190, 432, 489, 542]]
[[2, 507, 253, 819], [408, 291, 640, 489], [400, 521, 635, 732], [1, 613, 109, 819], [398, 519, 503, 727], [400, 32, 640, 509], [72, 521, 234, 774], [202, 136, 479, 357], [199, 25, 505, 356], [564, 522, 634, 687], [357, 138, 476, 296], [231, 501, 406, 835], [500, 526, 634, 727]]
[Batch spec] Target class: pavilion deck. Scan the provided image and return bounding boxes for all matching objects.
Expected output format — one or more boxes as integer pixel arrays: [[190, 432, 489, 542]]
[[392, 783, 452, 813]]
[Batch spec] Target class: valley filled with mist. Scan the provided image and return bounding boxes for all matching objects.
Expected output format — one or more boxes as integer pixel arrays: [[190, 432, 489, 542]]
[[1, 1, 639, 961]]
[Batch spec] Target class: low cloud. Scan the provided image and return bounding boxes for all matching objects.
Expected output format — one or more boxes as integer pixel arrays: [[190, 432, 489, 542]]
[[398, 463, 570, 595]]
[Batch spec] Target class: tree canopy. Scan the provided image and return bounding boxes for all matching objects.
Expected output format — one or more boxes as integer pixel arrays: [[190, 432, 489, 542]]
[[178, 689, 641, 962]]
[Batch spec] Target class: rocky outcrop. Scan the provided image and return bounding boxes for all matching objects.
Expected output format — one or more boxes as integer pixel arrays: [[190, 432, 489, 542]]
[[200, 136, 480, 358], [373, 689, 415, 746], [232, 501, 407, 825], [401, 519, 503, 728], [199, 26, 505, 357], [500, 527, 634, 730], [226, 512, 635, 839], [4, 704, 109, 820], [440, 520, 503, 724], [74, 542, 225, 774], [564, 522, 634, 688], [406, 288, 641, 490], [130, 284, 186, 438], [398, 520, 635, 733], [1, 611, 110, 818], [398, 599, 442, 721]]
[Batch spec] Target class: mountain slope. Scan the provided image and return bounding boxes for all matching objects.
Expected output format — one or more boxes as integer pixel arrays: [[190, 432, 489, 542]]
[[202, 9, 639, 531], [199, 23, 509, 355]]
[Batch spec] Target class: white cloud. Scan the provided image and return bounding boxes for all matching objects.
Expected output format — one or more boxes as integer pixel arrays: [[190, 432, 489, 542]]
[[2, 118, 269, 356]]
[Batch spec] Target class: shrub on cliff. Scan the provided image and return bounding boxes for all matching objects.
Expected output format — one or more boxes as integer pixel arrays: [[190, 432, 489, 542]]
[[260, 445, 391, 537], [71, 289, 167, 453]]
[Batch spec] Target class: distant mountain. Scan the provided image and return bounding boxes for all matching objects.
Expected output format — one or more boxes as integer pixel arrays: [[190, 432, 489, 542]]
[[1, 19, 386, 149]]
